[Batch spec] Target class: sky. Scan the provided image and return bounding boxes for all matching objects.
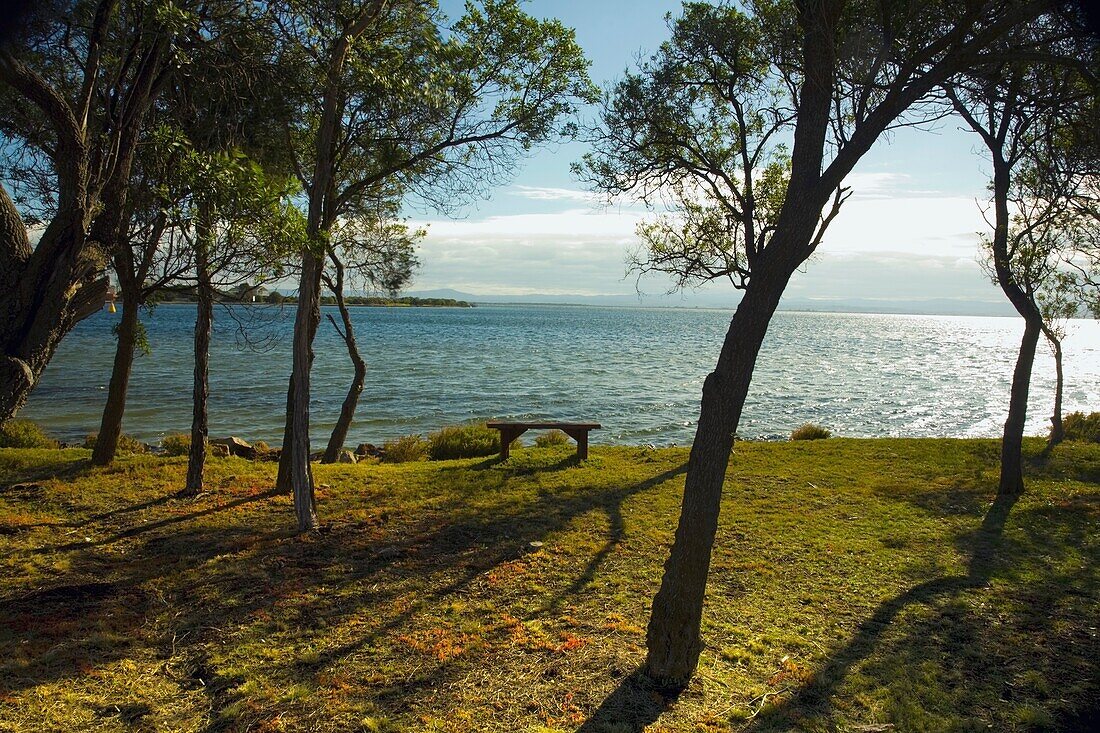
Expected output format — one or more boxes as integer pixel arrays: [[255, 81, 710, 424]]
[[409, 0, 1006, 312]]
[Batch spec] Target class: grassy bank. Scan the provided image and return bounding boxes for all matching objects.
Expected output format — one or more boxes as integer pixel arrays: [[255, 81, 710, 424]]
[[0, 439, 1097, 732]]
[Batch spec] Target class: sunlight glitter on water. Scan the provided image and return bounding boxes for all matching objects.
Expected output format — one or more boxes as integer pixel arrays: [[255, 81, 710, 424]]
[[20, 304, 1100, 447]]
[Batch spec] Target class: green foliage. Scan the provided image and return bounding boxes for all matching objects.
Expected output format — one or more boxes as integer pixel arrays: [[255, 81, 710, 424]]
[[112, 318, 152, 357], [1062, 412, 1100, 442], [581, 2, 791, 291], [791, 423, 831, 441], [382, 434, 429, 463], [0, 420, 57, 449], [161, 433, 191, 457], [82, 432, 146, 454], [427, 424, 515, 460], [534, 430, 570, 448]]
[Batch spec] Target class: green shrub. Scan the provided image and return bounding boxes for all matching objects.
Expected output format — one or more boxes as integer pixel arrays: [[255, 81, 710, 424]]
[[253, 440, 271, 455], [83, 432, 147, 454], [1062, 411, 1100, 443], [161, 433, 191, 456], [534, 430, 570, 448], [0, 419, 58, 449], [790, 423, 831, 441], [427, 424, 516, 460], [382, 434, 429, 463]]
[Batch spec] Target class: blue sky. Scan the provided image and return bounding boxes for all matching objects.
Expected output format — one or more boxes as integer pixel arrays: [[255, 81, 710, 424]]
[[412, 0, 1004, 310]]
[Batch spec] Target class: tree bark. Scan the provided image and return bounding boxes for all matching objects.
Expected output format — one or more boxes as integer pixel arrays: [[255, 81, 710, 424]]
[[322, 256, 366, 463], [90, 290, 140, 465], [644, 267, 791, 687], [184, 236, 214, 496], [284, 250, 323, 531], [1000, 315, 1041, 494], [275, 374, 295, 492], [1045, 329, 1065, 449]]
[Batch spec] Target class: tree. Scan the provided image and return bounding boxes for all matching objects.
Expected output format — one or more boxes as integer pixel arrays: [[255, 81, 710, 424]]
[[175, 147, 298, 496], [271, 0, 596, 531], [946, 38, 1097, 492], [89, 137, 190, 465], [320, 205, 421, 463], [0, 0, 187, 420], [582, 0, 1057, 687]]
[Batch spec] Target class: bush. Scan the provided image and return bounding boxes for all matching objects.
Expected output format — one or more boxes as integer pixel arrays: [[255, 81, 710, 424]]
[[382, 434, 429, 463], [83, 432, 147, 454], [0, 419, 57, 449], [161, 433, 191, 456], [253, 440, 271, 455], [1062, 411, 1100, 443], [790, 423, 831, 441], [427, 424, 516, 460], [534, 430, 570, 448]]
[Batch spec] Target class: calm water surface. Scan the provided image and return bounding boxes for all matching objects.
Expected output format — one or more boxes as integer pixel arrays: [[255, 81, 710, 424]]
[[20, 303, 1100, 446]]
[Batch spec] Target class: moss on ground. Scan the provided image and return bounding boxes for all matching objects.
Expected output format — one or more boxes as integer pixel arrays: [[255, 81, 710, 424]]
[[0, 439, 1097, 732]]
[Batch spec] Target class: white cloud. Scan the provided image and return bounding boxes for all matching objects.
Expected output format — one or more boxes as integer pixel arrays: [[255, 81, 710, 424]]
[[508, 185, 598, 202], [403, 190, 1000, 307], [819, 195, 986, 256]]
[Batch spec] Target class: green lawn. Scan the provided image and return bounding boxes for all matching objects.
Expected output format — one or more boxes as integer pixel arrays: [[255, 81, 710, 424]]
[[0, 439, 1097, 732]]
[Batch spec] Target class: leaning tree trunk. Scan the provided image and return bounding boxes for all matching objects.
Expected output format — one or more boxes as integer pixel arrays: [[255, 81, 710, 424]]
[[644, 268, 790, 688], [1045, 329, 1065, 449], [90, 290, 140, 465], [322, 257, 366, 463], [999, 315, 1042, 495], [987, 156, 1044, 497], [184, 238, 214, 495]]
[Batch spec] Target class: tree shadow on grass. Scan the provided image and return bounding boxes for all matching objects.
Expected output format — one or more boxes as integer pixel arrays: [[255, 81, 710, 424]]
[[281, 463, 689, 677], [0, 459, 688, 726], [738, 488, 1100, 731], [27, 488, 281, 555], [573, 668, 679, 733]]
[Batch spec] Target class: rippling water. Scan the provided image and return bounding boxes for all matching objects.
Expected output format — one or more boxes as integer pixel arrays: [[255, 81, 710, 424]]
[[19, 303, 1100, 447]]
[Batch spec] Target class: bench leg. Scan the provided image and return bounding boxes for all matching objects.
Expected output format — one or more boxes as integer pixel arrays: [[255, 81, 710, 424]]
[[563, 428, 589, 460], [499, 427, 526, 459]]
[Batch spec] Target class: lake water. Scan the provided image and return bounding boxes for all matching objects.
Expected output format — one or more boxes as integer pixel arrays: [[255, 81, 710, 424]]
[[18, 303, 1100, 447]]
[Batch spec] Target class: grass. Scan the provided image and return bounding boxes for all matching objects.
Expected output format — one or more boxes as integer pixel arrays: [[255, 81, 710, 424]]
[[427, 424, 514, 460], [789, 423, 831, 441], [0, 438, 1097, 732], [0, 420, 57, 449]]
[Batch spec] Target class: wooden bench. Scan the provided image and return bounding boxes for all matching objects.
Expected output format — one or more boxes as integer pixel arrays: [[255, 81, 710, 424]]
[[486, 421, 601, 460]]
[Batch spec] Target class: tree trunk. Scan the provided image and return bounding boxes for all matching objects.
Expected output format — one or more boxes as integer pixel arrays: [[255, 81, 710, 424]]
[[275, 374, 295, 492], [999, 316, 1041, 495], [322, 257, 366, 463], [90, 290, 140, 465], [184, 241, 214, 495], [1046, 330, 1065, 449], [1, 211, 107, 421], [645, 267, 791, 688], [283, 250, 323, 531]]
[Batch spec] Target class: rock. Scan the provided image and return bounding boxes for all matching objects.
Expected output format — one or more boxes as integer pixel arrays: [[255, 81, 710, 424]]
[[355, 443, 381, 457], [310, 451, 324, 462], [376, 546, 402, 561], [211, 437, 255, 459], [209, 443, 230, 458], [338, 449, 357, 464], [528, 541, 544, 550]]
